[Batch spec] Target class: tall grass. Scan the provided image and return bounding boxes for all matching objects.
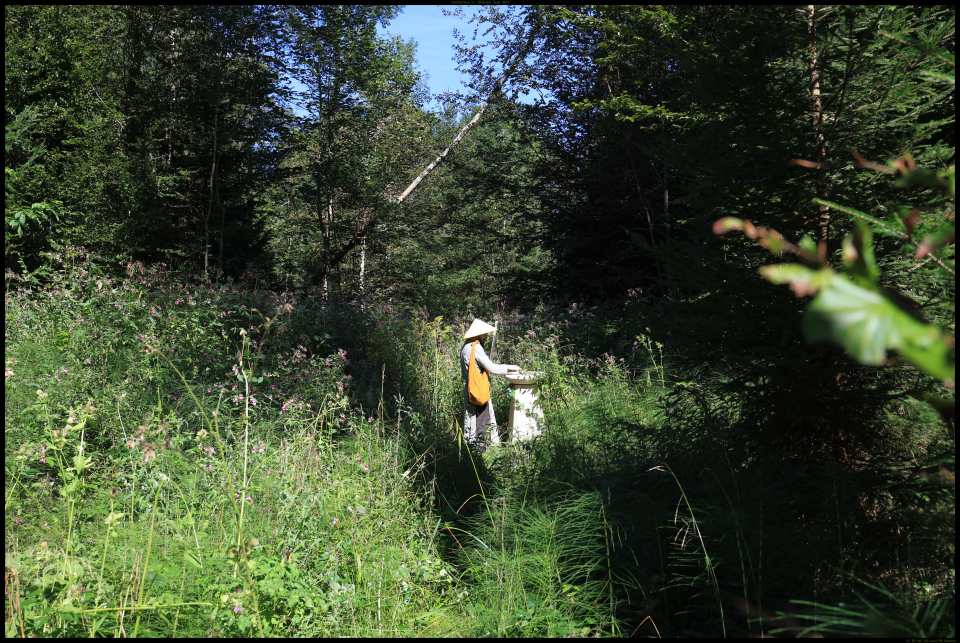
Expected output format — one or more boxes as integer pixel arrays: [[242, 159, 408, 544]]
[[5, 251, 954, 637], [455, 490, 618, 637], [5, 254, 461, 637], [401, 296, 953, 638], [5, 383, 460, 636]]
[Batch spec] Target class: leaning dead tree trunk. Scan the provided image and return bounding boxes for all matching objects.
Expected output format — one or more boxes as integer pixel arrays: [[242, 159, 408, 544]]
[[311, 22, 541, 288], [396, 25, 539, 204]]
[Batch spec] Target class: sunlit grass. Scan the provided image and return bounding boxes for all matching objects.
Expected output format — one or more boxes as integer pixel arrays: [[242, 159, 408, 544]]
[[4, 251, 954, 638]]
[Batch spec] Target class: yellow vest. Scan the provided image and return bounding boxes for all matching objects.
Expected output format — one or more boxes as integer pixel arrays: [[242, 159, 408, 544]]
[[468, 341, 490, 406]]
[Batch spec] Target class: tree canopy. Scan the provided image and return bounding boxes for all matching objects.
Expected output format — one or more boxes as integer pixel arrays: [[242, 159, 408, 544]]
[[6, 5, 953, 324]]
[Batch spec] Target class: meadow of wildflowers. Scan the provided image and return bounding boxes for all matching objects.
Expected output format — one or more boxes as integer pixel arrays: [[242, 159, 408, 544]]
[[3, 247, 668, 637], [5, 251, 465, 636], [3, 249, 652, 636]]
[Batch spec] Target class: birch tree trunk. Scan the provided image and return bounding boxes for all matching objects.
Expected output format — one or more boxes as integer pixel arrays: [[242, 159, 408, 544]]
[[324, 195, 333, 299], [205, 48, 222, 279], [661, 121, 670, 238], [808, 5, 830, 245], [625, 144, 665, 296], [359, 233, 366, 309]]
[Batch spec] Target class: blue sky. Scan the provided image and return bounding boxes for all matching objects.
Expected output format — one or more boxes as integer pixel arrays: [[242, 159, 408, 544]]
[[378, 5, 476, 111], [287, 6, 517, 116]]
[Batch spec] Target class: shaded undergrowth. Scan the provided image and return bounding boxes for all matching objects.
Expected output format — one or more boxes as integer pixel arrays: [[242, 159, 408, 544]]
[[5, 253, 954, 637]]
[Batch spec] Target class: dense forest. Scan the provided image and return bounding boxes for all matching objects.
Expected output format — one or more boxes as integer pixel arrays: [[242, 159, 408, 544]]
[[5, 5, 955, 638]]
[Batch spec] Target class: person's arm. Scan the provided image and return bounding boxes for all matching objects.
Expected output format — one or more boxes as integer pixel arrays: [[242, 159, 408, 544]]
[[473, 344, 519, 374]]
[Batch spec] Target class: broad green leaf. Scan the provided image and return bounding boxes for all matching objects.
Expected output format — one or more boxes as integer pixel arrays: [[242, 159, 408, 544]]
[[841, 222, 880, 286], [104, 511, 125, 527], [759, 263, 834, 297], [894, 333, 956, 387], [804, 275, 955, 383], [804, 276, 896, 364], [71, 454, 93, 474], [798, 235, 817, 254], [760, 263, 814, 284], [914, 222, 956, 259], [712, 217, 743, 234], [894, 168, 953, 195], [910, 392, 956, 426]]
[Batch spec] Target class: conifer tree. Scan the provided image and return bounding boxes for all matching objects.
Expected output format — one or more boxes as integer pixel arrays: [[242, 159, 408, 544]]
[[644, 5, 953, 459], [456, 4, 953, 458]]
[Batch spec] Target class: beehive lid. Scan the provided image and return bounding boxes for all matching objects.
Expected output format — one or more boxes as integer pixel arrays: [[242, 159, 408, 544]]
[[505, 371, 546, 385]]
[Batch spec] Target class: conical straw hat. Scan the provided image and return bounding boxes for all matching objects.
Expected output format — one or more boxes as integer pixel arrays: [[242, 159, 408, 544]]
[[464, 318, 496, 339]]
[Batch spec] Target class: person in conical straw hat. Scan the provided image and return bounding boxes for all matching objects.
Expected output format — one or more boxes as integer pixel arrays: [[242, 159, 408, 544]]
[[460, 319, 520, 453]]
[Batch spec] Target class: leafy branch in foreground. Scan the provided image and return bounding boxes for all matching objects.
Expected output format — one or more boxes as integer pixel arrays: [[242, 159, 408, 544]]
[[714, 34, 955, 431], [714, 154, 954, 416]]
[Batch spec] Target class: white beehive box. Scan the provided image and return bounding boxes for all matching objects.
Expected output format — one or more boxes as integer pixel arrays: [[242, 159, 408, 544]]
[[505, 372, 546, 441]]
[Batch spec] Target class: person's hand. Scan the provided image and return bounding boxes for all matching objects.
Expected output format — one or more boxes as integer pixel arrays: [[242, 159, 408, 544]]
[[507, 365, 521, 372]]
